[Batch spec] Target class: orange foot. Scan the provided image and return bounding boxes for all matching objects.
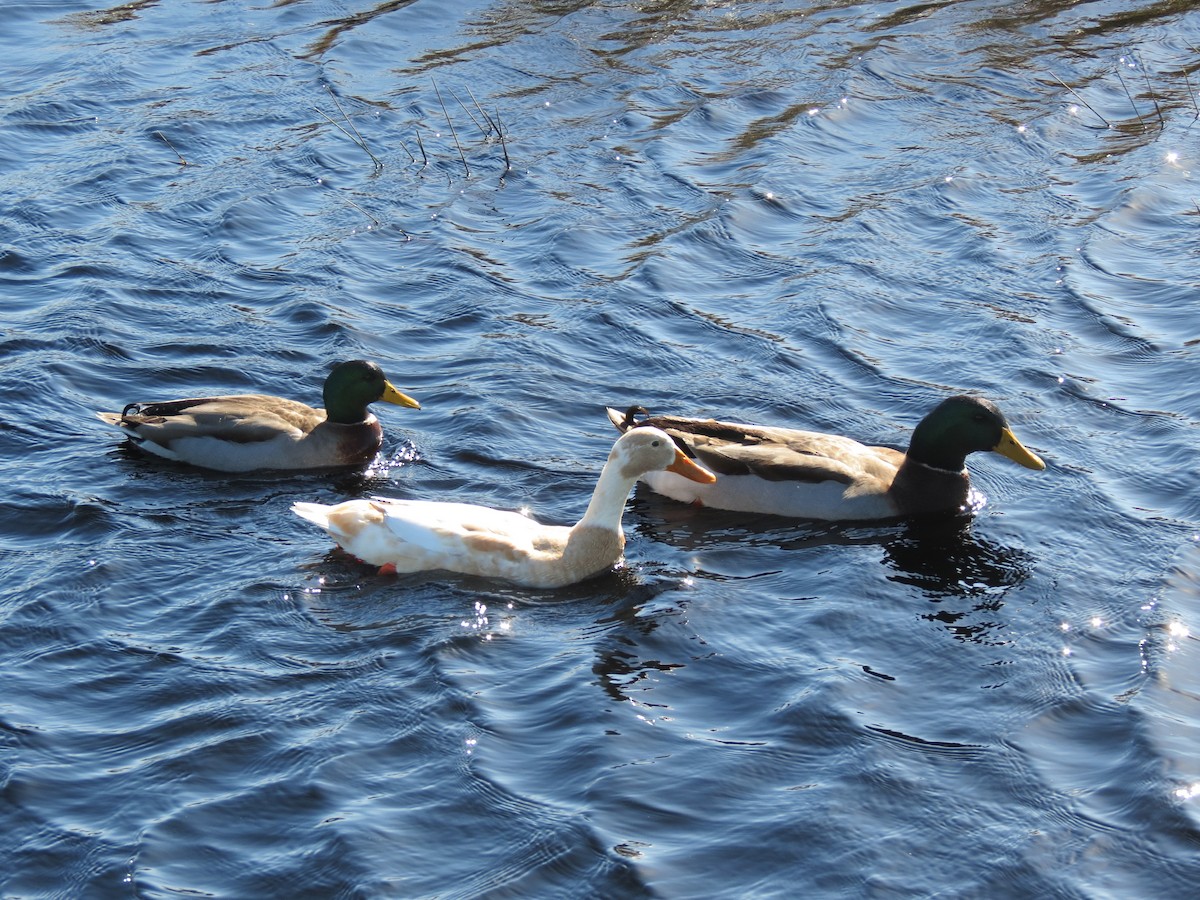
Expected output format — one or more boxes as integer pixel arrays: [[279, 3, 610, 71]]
[[378, 563, 398, 576]]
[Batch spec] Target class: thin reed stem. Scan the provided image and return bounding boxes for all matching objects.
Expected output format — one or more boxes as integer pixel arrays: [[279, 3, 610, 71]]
[[415, 128, 428, 168], [1137, 64, 1165, 127], [316, 88, 383, 169], [155, 131, 188, 165], [494, 109, 510, 172], [433, 79, 470, 177], [465, 87, 495, 138], [1114, 64, 1146, 131], [1049, 72, 1110, 127], [1182, 68, 1200, 118], [451, 88, 489, 137]]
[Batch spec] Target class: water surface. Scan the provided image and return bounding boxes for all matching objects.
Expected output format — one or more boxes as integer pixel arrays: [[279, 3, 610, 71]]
[[2, 0, 1199, 897]]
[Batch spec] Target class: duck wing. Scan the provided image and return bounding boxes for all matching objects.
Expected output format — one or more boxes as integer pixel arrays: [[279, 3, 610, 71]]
[[112, 395, 321, 443], [372, 499, 530, 547], [610, 409, 899, 485], [313, 499, 568, 581]]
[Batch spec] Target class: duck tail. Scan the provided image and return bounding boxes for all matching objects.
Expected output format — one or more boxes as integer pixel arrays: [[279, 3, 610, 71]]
[[605, 405, 650, 432], [291, 501, 332, 529]]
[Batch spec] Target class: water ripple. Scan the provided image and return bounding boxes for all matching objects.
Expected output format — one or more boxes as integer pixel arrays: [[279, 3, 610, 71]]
[[2, 1, 1200, 897]]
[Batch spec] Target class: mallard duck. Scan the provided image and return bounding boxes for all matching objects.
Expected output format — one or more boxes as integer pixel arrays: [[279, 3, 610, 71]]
[[291, 427, 717, 588], [606, 395, 1044, 521], [97, 360, 420, 472]]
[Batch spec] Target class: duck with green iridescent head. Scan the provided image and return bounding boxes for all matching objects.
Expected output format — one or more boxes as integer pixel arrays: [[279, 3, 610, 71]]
[[98, 360, 420, 472], [606, 395, 1044, 521]]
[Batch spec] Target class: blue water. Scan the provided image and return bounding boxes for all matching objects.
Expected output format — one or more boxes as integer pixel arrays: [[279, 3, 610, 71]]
[[3, 0, 1199, 896]]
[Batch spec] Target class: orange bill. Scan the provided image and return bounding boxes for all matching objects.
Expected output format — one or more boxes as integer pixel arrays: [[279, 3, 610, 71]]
[[668, 448, 717, 483]]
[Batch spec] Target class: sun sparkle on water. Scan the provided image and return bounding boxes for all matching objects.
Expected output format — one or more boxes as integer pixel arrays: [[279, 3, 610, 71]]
[[1174, 783, 1200, 801]]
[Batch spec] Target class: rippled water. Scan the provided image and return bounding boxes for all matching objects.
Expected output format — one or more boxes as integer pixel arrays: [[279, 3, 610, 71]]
[[3, 0, 1199, 897]]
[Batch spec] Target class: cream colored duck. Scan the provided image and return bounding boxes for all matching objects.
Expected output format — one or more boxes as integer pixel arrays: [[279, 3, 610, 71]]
[[97, 360, 420, 472], [606, 396, 1044, 521], [291, 427, 717, 588]]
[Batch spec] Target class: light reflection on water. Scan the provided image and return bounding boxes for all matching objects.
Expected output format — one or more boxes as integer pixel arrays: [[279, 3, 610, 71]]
[[1, 0, 1199, 897]]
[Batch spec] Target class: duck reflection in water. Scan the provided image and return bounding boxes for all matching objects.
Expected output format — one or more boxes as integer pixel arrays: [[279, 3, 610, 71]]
[[622, 490, 1033, 646], [882, 514, 1033, 645]]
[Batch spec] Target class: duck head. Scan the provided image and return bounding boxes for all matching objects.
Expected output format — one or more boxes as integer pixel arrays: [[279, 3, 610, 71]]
[[907, 396, 1044, 473], [323, 360, 421, 424]]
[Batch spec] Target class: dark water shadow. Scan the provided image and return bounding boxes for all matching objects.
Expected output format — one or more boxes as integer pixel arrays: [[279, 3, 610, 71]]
[[627, 486, 1029, 583], [623, 487, 1034, 645], [881, 514, 1035, 646]]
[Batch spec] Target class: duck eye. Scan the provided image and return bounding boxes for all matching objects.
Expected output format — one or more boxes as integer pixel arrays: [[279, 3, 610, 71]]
[[651, 440, 661, 447]]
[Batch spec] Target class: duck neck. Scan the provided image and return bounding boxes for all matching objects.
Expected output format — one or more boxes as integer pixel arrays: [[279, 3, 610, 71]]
[[906, 421, 969, 473], [324, 394, 370, 425], [575, 454, 638, 534], [891, 458, 970, 515]]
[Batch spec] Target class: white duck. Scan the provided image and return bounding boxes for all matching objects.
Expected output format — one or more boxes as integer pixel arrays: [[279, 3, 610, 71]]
[[291, 426, 717, 588]]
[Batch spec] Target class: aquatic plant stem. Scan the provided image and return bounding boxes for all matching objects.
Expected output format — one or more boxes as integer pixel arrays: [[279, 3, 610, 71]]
[[433, 79, 470, 178]]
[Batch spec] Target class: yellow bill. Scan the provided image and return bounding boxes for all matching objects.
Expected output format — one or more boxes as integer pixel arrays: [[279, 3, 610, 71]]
[[994, 428, 1044, 470], [381, 381, 421, 410]]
